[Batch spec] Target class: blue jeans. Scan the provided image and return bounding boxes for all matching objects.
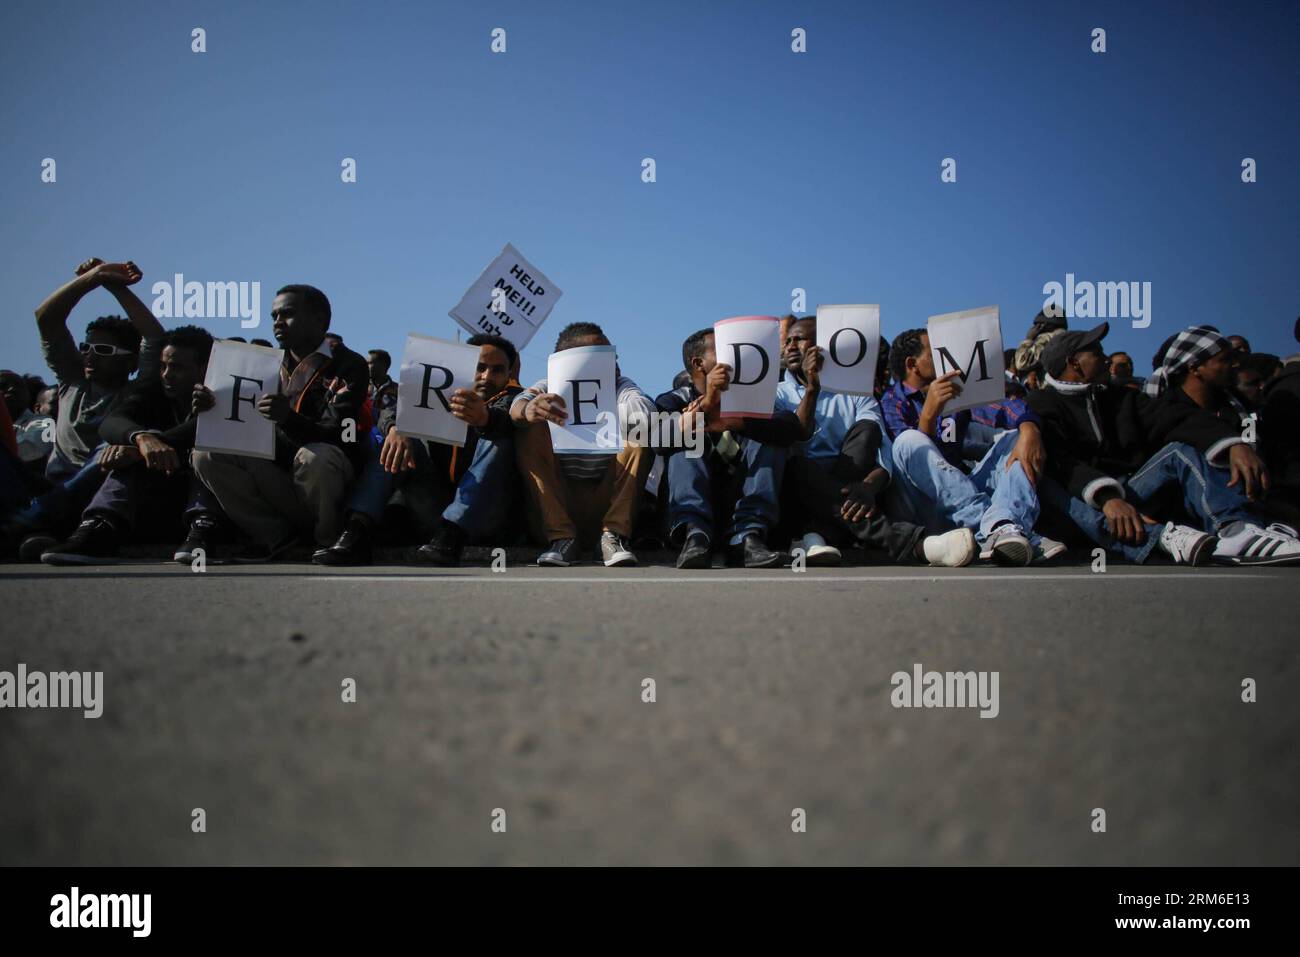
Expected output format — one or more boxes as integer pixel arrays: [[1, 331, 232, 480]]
[[1038, 442, 1255, 564], [10, 443, 107, 534], [889, 428, 1039, 543], [347, 429, 393, 524], [667, 436, 786, 546], [440, 432, 518, 541], [349, 428, 518, 543]]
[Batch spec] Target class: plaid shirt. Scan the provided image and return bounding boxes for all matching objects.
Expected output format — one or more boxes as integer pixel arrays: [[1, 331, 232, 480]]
[[881, 379, 1038, 466]]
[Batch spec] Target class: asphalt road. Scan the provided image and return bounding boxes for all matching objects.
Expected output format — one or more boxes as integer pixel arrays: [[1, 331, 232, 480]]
[[1, 558, 1297, 866]]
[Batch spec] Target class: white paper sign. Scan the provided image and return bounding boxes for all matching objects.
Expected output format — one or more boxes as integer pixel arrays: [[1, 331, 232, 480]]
[[713, 315, 780, 418], [449, 243, 563, 352], [394, 333, 483, 447], [195, 340, 283, 459], [926, 305, 1006, 413], [545, 344, 621, 454], [817, 304, 881, 396]]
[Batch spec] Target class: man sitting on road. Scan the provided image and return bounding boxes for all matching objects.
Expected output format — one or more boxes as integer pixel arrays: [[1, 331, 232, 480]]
[[881, 327, 1054, 566], [2, 259, 165, 560], [512, 322, 655, 567], [656, 328, 802, 569], [777, 316, 977, 568], [191, 285, 370, 562], [40, 326, 226, 564], [1027, 323, 1300, 566], [314, 334, 524, 566]]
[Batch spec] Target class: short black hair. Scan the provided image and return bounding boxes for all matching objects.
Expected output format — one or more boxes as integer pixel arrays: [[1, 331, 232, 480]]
[[681, 327, 713, 371], [22, 374, 48, 398], [1109, 351, 1132, 362], [554, 322, 605, 351], [84, 315, 142, 353], [467, 334, 519, 371], [1244, 352, 1281, 380], [877, 336, 892, 386], [275, 284, 332, 329], [367, 348, 392, 368], [163, 325, 214, 366], [1228, 334, 1252, 352], [225, 336, 247, 343], [250, 338, 273, 347], [890, 328, 927, 383]]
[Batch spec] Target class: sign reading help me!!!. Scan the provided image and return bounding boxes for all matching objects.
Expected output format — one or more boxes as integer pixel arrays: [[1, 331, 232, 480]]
[[449, 243, 563, 352]]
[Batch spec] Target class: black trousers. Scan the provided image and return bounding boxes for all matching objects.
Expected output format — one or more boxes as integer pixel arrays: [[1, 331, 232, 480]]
[[781, 419, 925, 563]]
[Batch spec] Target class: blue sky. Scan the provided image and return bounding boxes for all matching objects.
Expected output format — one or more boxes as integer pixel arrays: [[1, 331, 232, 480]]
[[2, 0, 1297, 393]]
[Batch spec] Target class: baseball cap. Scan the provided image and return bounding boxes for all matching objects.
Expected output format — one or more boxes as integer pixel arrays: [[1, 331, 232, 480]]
[[1041, 322, 1109, 377]]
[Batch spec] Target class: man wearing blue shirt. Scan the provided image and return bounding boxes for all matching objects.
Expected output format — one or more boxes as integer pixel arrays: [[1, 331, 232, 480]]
[[775, 317, 977, 567], [882, 328, 1054, 565]]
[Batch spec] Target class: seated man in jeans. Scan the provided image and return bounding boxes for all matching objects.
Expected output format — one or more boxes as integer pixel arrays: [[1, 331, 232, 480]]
[[191, 285, 370, 562], [40, 326, 225, 564], [656, 328, 802, 569], [313, 334, 525, 566], [1028, 323, 1299, 565], [3, 259, 165, 559], [881, 327, 1053, 566], [512, 322, 655, 567], [777, 316, 977, 567]]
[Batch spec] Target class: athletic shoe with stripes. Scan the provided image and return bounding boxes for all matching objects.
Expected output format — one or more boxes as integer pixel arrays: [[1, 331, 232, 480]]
[[1212, 521, 1300, 566], [1157, 522, 1216, 566]]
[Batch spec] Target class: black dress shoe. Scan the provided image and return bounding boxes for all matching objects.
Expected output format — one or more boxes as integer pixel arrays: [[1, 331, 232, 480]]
[[415, 520, 467, 566], [676, 532, 712, 569], [312, 516, 372, 566], [725, 532, 784, 569]]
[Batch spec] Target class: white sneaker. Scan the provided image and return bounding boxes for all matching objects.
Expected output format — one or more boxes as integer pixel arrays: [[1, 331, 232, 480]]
[[1157, 522, 1216, 566], [799, 532, 842, 566], [1213, 521, 1300, 566], [1033, 535, 1068, 563], [980, 524, 1032, 566], [599, 531, 638, 567], [921, 527, 976, 567]]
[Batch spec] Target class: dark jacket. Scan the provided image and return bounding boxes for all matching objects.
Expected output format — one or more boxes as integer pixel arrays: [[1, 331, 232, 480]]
[[100, 379, 198, 452], [654, 382, 804, 455], [275, 343, 372, 469], [1262, 364, 1300, 488], [1026, 379, 1243, 505], [1145, 385, 1248, 455]]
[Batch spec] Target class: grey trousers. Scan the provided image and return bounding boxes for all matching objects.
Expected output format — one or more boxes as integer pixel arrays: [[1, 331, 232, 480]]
[[191, 444, 354, 546]]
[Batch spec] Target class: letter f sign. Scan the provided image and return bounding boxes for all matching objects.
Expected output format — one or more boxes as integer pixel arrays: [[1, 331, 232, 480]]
[[227, 375, 264, 421]]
